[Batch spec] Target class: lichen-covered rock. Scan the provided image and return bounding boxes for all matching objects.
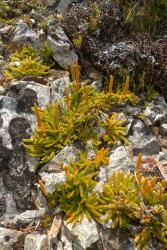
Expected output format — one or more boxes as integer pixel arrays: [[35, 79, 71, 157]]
[[90, 226, 136, 250], [0, 227, 24, 250], [0, 82, 50, 222], [47, 26, 78, 69], [144, 96, 167, 126], [13, 208, 45, 226], [47, 215, 62, 250], [56, 0, 78, 13], [11, 20, 42, 49], [45, 145, 79, 172], [51, 76, 70, 102], [129, 133, 160, 156], [101, 146, 134, 179], [64, 216, 99, 249], [160, 124, 167, 136], [39, 172, 66, 194], [24, 232, 47, 250], [5, 81, 51, 109]]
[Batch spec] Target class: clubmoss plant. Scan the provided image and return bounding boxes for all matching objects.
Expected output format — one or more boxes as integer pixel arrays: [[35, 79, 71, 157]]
[[47, 148, 109, 226], [98, 171, 141, 228], [23, 63, 133, 168], [57, 165, 101, 226], [0, 1, 10, 19], [98, 154, 167, 249], [42, 151, 167, 248], [99, 113, 128, 146], [4, 45, 51, 79]]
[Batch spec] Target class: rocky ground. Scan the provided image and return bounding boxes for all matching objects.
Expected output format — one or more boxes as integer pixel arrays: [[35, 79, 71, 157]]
[[0, 1, 167, 250]]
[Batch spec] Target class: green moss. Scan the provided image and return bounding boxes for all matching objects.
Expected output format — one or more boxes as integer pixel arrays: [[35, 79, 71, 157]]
[[124, 0, 167, 34], [40, 213, 53, 228], [47, 148, 109, 225], [4, 45, 50, 79], [40, 42, 55, 67], [0, 1, 10, 19], [23, 65, 135, 168], [99, 113, 128, 146], [98, 156, 167, 249], [98, 171, 141, 228], [45, 151, 167, 248]]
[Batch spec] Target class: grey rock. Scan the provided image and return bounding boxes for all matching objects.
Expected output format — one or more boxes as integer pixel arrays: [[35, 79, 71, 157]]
[[0, 41, 4, 56], [6, 81, 50, 109], [39, 172, 66, 194], [45, 145, 78, 172], [0, 176, 18, 221], [56, 241, 64, 250], [0, 96, 17, 111], [24, 232, 47, 250], [94, 226, 136, 250], [129, 133, 160, 155], [25, 82, 50, 108], [144, 96, 167, 126], [48, 69, 70, 81], [64, 216, 99, 249], [56, 0, 77, 13], [0, 191, 17, 223], [60, 226, 73, 250], [47, 215, 62, 250], [159, 149, 167, 165], [11, 20, 41, 49], [98, 146, 133, 188], [51, 76, 70, 102], [87, 67, 101, 81], [13, 208, 45, 225], [107, 146, 133, 174], [0, 195, 6, 218], [92, 79, 103, 92], [0, 86, 4, 95], [47, 27, 78, 69], [160, 124, 167, 136], [124, 104, 142, 117], [0, 227, 24, 250], [132, 120, 147, 134], [46, 0, 57, 7], [0, 25, 12, 35]]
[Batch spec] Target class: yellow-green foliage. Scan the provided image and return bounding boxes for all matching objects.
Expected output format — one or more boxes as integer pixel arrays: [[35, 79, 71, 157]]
[[40, 42, 55, 67], [23, 63, 134, 168], [99, 113, 128, 146], [135, 174, 167, 249], [132, 72, 159, 101], [88, 75, 139, 112], [72, 147, 110, 174], [72, 32, 83, 48], [58, 166, 101, 225], [0, 1, 10, 19], [4, 45, 50, 79], [98, 171, 141, 228], [23, 99, 98, 168], [98, 155, 167, 249], [45, 149, 167, 248], [124, 0, 167, 34], [40, 213, 53, 228], [52, 148, 109, 226]]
